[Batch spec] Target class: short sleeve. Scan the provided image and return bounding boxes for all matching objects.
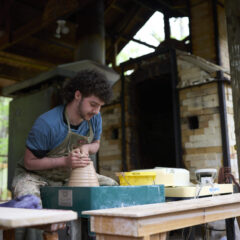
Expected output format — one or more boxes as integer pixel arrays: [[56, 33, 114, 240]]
[[26, 117, 51, 151], [92, 113, 102, 141]]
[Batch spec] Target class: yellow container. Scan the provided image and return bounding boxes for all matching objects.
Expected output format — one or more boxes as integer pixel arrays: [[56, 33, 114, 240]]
[[117, 172, 156, 186]]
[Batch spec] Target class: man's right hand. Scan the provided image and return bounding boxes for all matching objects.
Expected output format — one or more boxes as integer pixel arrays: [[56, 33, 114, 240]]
[[66, 148, 91, 168]]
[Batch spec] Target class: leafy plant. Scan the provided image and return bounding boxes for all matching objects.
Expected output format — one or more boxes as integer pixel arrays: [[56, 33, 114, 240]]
[[0, 97, 11, 200]]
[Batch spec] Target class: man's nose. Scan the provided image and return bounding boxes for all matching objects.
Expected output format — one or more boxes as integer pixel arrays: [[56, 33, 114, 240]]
[[93, 106, 101, 114]]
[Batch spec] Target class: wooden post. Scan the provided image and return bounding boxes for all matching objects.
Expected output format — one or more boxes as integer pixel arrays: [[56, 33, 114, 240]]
[[43, 231, 59, 240], [3, 229, 15, 240]]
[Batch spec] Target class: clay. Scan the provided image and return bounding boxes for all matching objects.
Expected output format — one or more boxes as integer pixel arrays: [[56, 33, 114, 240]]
[[68, 161, 99, 187]]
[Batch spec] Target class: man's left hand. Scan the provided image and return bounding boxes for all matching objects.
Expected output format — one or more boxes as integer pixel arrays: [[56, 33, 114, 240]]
[[79, 144, 90, 156]]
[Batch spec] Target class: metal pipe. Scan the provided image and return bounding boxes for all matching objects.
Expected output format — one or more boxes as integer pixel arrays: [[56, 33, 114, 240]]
[[121, 66, 127, 171], [217, 70, 235, 240], [217, 71, 231, 168], [169, 48, 183, 168], [164, 14, 170, 41]]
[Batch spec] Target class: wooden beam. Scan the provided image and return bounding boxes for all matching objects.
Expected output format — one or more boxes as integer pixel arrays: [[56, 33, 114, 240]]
[[104, 0, 116, 15], [0, 51, 54, 70], [130, 37, 157, 49], [0, 63, 47, 84], [106, 6, 145, 62], [132, 0, 187, 17], [0, 77, 18, 88], [0, 0, 93, 50], [112, 5, 143, 38]]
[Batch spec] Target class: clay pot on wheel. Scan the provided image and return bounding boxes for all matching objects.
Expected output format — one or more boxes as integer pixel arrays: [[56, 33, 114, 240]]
[[68, 161, 99, 187]]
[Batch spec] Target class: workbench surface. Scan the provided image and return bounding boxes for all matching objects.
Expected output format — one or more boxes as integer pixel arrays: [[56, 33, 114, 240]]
[[0, 207, 77, 229]]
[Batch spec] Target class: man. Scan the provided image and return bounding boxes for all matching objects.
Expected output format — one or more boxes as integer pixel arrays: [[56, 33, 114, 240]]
[[12, 69, 117, 203]]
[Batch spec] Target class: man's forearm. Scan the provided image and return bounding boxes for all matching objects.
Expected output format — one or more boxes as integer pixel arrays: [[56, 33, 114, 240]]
[[24, 156, 67, 170], [24, 148, 68, 170]]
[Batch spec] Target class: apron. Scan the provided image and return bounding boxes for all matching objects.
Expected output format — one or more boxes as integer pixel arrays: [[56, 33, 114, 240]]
[[32, 112, 94, 182]]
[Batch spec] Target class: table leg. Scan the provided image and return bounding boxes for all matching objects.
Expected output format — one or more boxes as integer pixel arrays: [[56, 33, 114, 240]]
[[43, 231, 58, 240], [3, 229, 15, 240], [225, 218, 235, 240], [95, 232, 167, 240], [159, 232, 167, 240], [144, 232, 167, 240]]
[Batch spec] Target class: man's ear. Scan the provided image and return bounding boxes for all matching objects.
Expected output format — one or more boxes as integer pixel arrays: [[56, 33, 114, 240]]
[[75, 90, 82, 100]]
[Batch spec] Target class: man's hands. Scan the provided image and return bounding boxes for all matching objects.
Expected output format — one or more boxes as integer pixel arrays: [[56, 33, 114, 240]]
[[66, 147, 90, 168]]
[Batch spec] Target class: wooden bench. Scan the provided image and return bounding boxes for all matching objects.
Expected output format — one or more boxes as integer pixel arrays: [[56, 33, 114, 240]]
[[0, 207, 77, 240], [83, 193, 240, 239]]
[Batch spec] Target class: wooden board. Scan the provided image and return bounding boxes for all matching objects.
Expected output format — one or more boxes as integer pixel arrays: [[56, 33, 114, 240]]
[[83, 193, 238, 218], [84, 193, 240, 238], [0, 207, 77, 229]]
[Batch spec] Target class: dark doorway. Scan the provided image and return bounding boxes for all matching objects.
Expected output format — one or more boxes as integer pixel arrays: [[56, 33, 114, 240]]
[[134, 74, 176, 169]]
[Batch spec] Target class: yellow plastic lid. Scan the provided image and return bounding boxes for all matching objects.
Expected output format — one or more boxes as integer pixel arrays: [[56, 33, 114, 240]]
[[117, 172, 156, 176]]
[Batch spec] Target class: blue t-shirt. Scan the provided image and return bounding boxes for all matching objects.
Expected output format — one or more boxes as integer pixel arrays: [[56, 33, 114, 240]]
[[26, 105, 102, 157]]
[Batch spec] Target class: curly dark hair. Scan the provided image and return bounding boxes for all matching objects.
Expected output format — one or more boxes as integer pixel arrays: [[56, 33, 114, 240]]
[[62, 69, 112, 104]]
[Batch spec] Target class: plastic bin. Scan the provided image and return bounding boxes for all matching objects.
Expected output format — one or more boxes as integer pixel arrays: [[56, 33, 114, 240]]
[[117, 172, 156, 186]]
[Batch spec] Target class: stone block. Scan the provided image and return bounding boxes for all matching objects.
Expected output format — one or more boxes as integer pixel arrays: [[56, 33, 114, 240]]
[[204, 127, 215, 135], [201, 107, 219, 115], [185, 142, 192, 148], [202, 94, 219, 108], [199, 120, 209, 128], [190, 134, 205, 142], [202, 86, 217, 95]]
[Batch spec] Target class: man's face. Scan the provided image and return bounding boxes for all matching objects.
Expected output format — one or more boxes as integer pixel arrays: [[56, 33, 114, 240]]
[[77, 95, 105, 120]]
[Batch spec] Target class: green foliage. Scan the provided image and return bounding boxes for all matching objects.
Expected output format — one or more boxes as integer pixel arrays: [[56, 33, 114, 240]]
[[0, 97, 11, 200], [0, 97, 11, 163]]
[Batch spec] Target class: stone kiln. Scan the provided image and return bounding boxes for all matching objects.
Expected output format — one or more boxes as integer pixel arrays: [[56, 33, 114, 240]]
[[99, 50, 237, 182]]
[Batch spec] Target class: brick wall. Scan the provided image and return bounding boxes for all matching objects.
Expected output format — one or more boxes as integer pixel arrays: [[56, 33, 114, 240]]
[[99, 103, 122, 180], [98, 79, 131, 180], [179, 82, 222, 180], [179, 82, 237, 181]]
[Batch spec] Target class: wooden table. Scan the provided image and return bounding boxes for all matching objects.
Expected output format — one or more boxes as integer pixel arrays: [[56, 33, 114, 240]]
[[83, 193, 240, 240], [0, 207, 77, 240]]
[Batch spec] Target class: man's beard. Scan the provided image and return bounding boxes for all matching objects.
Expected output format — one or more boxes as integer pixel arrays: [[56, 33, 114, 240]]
[[77, 100, 94, 120]]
